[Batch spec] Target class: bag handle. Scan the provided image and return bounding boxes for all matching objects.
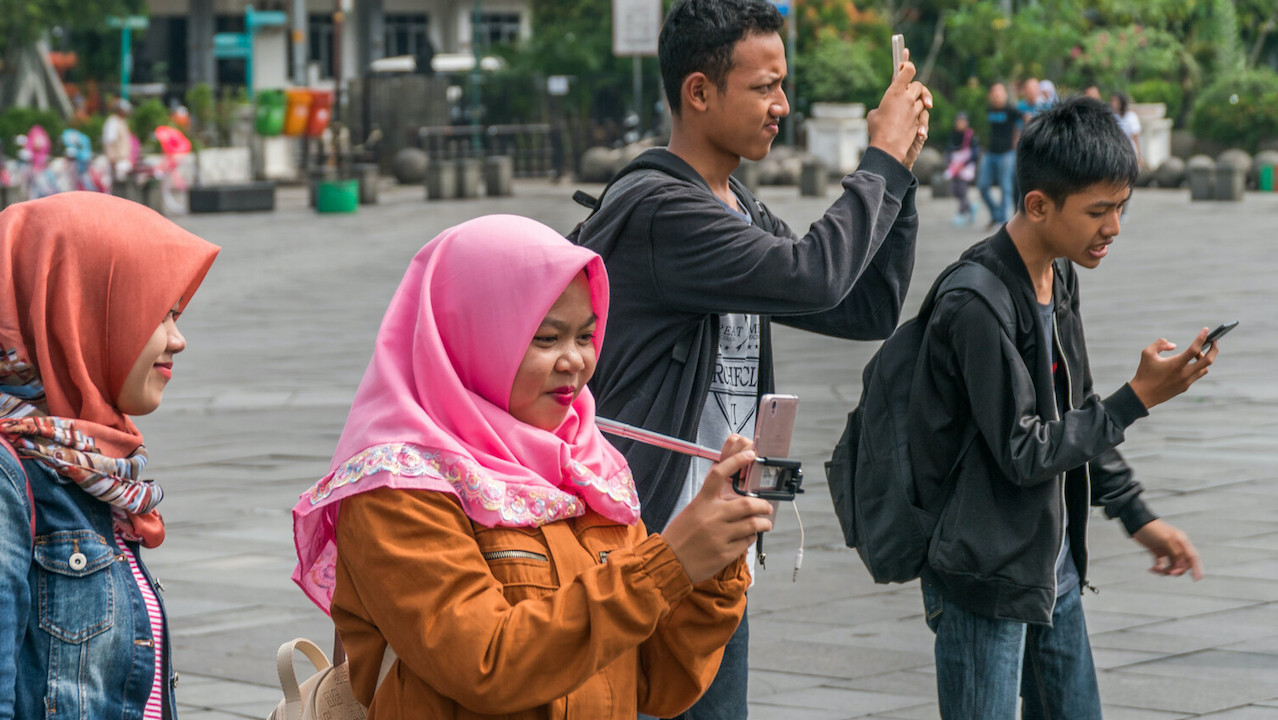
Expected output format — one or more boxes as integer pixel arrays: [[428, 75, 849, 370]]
[[276, 638, 333, 720]]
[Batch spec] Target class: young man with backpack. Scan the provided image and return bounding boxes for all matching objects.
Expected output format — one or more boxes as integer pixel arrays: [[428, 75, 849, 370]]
[[573, 0, 931, 716], [910, 97, 1214, 718]]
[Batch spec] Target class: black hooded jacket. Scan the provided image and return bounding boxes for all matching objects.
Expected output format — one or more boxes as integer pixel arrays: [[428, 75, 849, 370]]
[[910, 228, 1158, 625], [577, 147, 919, 531]]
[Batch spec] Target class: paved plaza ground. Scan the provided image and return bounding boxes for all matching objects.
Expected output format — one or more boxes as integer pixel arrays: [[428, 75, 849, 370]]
[[138, 176, 1278, 718]]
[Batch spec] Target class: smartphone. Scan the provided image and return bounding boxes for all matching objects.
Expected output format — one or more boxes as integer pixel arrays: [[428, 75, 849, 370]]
[[891, 34, 907, 80], [742, 394, 799, 523], [1205, 320, 1239, 345]]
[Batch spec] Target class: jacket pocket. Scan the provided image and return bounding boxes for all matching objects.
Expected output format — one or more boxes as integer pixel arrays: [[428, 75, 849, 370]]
[[33, 530, 116, 643], [473, 525, 556, 603]]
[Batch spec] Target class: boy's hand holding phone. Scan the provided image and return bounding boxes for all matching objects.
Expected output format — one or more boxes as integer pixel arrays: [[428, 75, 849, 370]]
[[867, 39, 932, 170], [1128, 327, 1221, 409]]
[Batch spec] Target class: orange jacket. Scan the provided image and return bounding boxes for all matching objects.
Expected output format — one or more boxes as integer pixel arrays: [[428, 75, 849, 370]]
[[332, 488, 749, 719]]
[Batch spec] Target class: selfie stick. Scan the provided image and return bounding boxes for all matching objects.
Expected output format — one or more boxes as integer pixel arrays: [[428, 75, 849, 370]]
[[596, 418, 721, 461], [596, 417, 804, 502]]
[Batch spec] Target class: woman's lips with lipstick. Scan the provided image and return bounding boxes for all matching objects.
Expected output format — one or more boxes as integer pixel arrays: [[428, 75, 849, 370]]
[[549, 386, 576, 406], [154, 362, 173, 380]]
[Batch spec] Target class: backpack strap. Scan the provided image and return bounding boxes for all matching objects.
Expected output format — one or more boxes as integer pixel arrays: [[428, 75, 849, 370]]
[[0, 436, 34, 543], [934, 261, 1017, 332], [927, 261, 1019, 482], [572, 149, 778, 235]]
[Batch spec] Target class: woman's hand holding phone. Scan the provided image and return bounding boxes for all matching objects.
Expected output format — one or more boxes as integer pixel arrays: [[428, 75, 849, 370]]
[[661, 435, 774, 584]]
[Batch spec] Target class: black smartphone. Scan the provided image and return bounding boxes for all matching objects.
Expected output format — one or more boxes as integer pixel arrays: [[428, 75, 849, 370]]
[[1204, 321, 1238, 345]]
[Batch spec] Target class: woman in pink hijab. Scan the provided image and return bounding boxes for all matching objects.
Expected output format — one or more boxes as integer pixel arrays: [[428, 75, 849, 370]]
[[292, 215, 772, 719]]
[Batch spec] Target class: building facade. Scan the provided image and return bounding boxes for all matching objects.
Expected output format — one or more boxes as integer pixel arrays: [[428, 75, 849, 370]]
[[140, 0, 530, 90]]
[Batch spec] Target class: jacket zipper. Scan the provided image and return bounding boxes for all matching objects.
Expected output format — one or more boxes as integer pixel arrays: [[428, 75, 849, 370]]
[[482, 549, 548, 562], [1052, 315, 1091, 610]]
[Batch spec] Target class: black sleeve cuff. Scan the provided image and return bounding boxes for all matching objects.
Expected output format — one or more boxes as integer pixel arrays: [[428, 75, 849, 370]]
[[1103, 383, 1150, 430], [1118, 497, 1159, 536], [856, 147, 915, 206]]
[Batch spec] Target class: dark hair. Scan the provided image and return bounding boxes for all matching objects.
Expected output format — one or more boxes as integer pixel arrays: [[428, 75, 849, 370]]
[[1109, 91, 1129, 115], [658, 0, 784, 115], [1016, 96, 1138, 209]]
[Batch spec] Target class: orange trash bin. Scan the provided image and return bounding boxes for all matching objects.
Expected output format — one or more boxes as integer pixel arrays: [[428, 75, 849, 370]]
[[283, 88, 313, 136]]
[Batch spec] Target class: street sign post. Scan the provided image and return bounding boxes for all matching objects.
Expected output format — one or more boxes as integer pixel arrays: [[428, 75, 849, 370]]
[[613, 0, 661, 136], [107, 15, 149, 101]]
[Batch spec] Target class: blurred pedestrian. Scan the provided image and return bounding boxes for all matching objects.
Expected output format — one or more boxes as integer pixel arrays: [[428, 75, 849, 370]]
[[979, 82, 1020, 230], [0, 192, 219, 718], [945, 112, 980, 226], [1111, 92, 1142, 166], [291, 215, 773, 720], [1039, 79, 1059, 106], [102, 99, 135, 195], [1018, 77, 1050, 122]]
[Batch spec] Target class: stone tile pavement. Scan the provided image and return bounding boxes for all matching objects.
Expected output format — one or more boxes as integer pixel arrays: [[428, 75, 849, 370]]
[[138, 177, 1278, 718]]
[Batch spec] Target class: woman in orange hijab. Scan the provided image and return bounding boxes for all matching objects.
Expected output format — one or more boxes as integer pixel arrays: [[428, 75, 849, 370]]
[[0, 192, 219, 719]]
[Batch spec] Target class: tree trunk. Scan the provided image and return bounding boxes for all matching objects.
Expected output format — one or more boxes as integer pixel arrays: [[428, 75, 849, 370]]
[[919, 14, 947, 86]]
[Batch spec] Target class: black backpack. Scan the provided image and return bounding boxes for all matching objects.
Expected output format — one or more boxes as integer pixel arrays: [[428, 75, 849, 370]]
[[825, 260, 1016, 583]]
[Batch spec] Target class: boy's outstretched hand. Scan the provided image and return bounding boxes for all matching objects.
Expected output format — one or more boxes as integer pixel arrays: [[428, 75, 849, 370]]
[[1132, 519, 1204, 580], [867, 53, 932, 171], [1128, 327, 1219, 409]]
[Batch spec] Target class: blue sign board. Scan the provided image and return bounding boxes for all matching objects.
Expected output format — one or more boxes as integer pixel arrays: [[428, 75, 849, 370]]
[[213, 32, 252, 59]]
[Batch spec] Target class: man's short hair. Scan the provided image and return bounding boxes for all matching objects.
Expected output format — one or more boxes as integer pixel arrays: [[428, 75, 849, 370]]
[[1017, 96, 1138, 208], [658, 0, 784, 115]]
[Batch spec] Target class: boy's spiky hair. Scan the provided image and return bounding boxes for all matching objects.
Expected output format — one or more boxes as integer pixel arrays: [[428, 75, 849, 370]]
[[1017, 96, 1138, 208]]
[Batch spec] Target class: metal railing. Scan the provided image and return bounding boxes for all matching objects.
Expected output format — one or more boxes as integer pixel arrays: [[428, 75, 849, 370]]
[[416, 123, 562, 178]]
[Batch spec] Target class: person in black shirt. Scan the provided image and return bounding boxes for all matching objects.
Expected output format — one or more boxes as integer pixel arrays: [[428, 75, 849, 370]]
[[978, 82, 1020, 230]]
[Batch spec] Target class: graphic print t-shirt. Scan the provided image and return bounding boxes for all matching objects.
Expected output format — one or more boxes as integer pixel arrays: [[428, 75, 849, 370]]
[[671, 191, 760, 575]]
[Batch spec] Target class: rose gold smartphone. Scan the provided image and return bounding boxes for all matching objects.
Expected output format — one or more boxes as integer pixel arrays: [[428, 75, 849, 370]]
[[743, 394, 799, 523]]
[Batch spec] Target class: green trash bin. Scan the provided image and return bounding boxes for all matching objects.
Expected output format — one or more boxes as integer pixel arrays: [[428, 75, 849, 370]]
[[255, 90, 286, 136], [316, 179, 359, 213], [1260, 164, 1275, 192]]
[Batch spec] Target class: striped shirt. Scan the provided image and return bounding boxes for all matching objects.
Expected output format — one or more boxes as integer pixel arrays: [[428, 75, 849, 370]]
[[115, 530, 165, 719]]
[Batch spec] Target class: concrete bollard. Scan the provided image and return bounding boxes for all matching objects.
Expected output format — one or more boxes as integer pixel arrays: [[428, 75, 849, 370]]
[[732, 161, 761, 193], [426, 160, 458, 200], [354, 163, 380, 204], [456, 158, 483, 199], [799, 159, 828, 197], [1215, 156, 1247, 202], [484, 156, 514, 197], [931, 171, 952, 199], [1187, 155, 1215, 201]]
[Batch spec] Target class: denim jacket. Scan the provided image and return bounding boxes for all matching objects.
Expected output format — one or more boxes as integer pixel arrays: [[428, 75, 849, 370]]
[[0, 446, 176, 719]]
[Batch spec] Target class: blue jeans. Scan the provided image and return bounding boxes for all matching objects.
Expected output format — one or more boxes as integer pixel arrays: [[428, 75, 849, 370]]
[[923, 580, 1102, 720], [978, 150, 1016, 224], [641, 610, 748, 720]]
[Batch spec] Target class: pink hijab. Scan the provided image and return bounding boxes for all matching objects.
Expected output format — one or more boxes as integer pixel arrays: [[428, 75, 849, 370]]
[[292, 215, 638, 611]]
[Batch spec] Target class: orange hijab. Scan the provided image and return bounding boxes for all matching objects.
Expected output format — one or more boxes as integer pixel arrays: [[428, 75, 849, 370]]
[[0, 192, 219, 544]]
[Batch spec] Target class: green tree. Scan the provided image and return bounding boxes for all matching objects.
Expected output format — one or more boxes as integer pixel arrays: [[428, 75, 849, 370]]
[[0, 0, 145, 53]]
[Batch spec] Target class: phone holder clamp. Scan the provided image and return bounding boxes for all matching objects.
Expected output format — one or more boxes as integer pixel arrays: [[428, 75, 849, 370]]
[[731, 457, 804, 502]]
